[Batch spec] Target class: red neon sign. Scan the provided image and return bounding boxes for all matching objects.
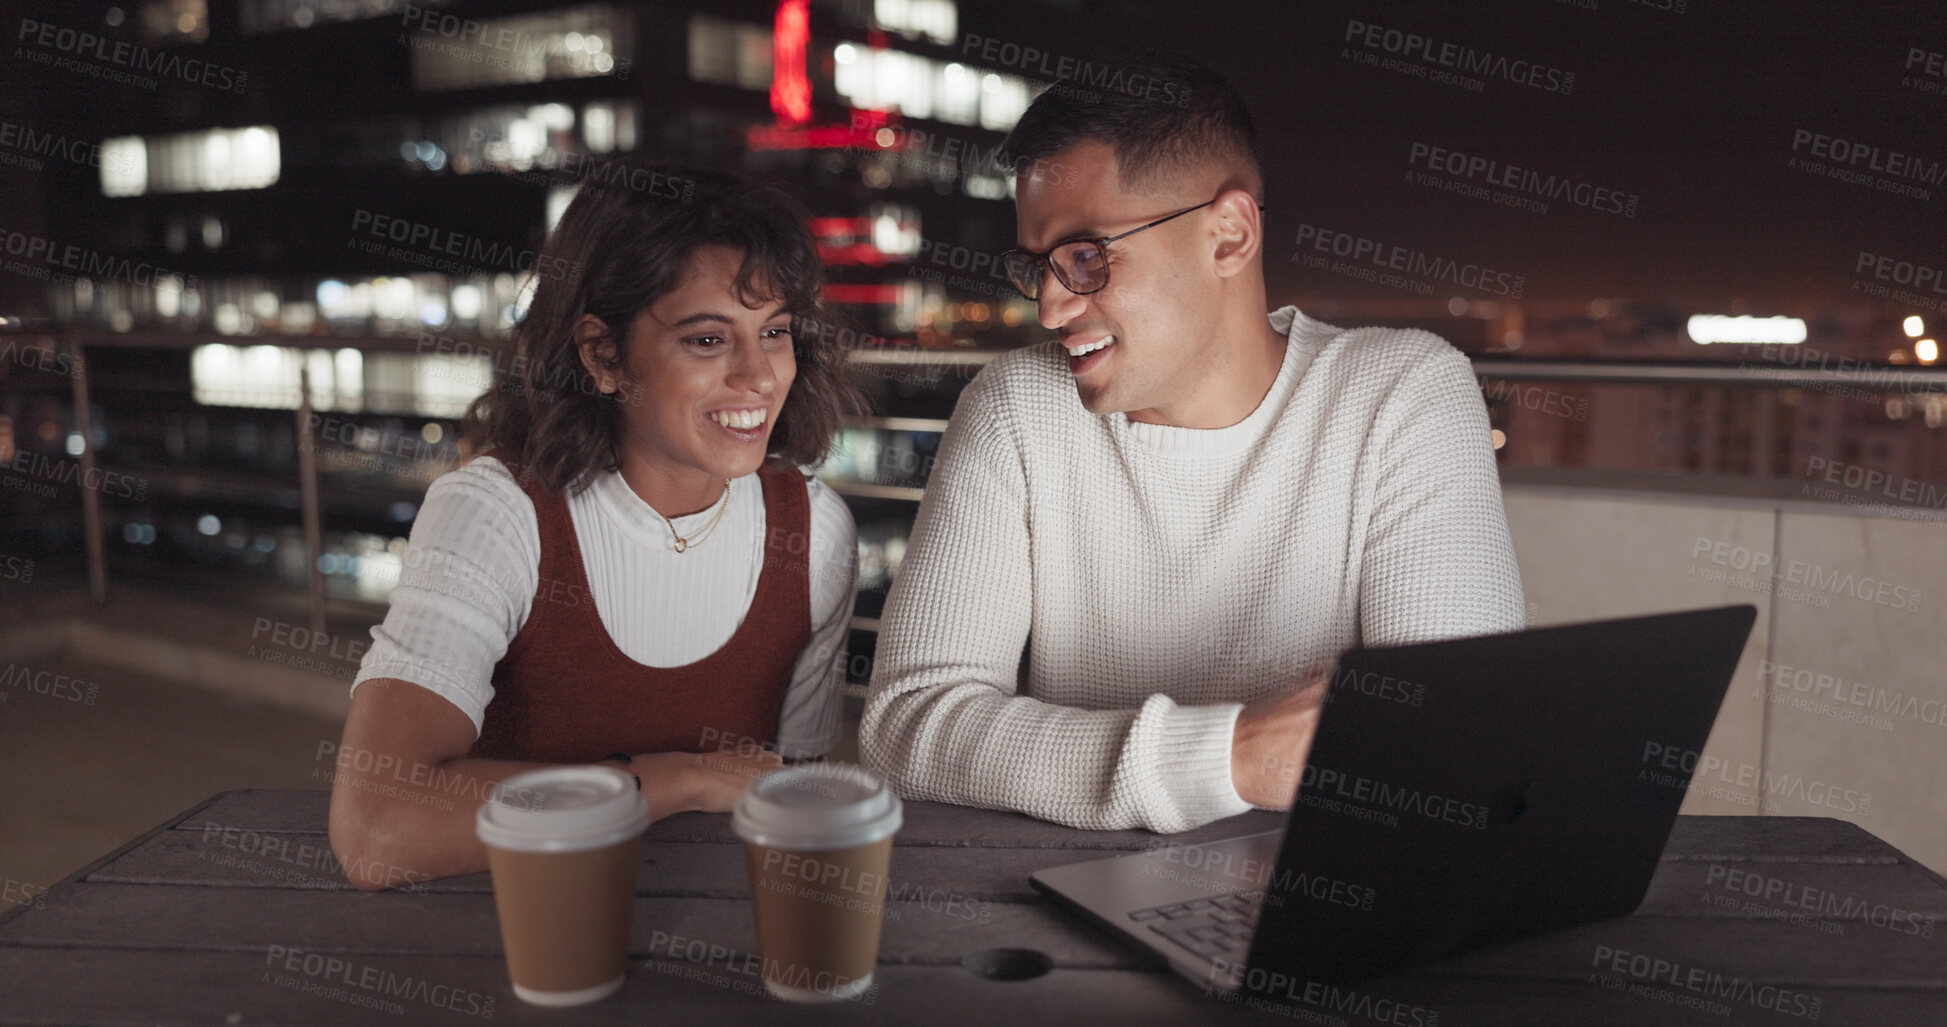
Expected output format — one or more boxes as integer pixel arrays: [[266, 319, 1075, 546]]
[[823, 283, 903, 304], [745, 124, 885, 150], [771, 0, 811, 126]]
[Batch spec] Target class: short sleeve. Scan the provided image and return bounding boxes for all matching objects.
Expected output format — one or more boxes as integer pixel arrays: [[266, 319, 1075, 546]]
[[351, 457, 541, 735]]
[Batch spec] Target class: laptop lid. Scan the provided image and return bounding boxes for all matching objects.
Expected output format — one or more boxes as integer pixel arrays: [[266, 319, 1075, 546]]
[[1234, 603, 1757, 992]]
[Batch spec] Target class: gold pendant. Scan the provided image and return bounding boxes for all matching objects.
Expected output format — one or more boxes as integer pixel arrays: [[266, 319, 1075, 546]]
[[673, 538, 689, 553]]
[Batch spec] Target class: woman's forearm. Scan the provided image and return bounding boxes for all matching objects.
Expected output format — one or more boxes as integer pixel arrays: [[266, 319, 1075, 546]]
[[328, 754, 558, 889], [329, 753, 715, 889]]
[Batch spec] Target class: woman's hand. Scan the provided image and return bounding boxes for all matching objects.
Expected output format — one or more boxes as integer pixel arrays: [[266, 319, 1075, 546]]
[[636, 747, 785, 817]]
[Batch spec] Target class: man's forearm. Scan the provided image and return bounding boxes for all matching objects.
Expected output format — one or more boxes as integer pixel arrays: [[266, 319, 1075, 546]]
[[861, 681, 1251, 832]]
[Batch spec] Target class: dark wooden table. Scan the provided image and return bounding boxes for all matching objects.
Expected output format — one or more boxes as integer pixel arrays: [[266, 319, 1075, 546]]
[[3, 789, 1945, 1025]]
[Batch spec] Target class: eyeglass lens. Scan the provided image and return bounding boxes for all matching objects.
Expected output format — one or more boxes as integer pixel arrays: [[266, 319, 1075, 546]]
[[1007, 242, 1109, 299]]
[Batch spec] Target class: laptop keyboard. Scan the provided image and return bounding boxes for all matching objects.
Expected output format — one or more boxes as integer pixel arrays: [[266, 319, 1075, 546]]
[[1129, 890, 1264, 963]]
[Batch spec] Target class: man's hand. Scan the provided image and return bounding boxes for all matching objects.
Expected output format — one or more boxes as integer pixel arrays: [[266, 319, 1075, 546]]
[[637, 746, 784, 817], [1230, 673, 1329, 808]]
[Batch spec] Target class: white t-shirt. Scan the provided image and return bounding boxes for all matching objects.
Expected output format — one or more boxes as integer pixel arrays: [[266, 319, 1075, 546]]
[[354, 457, 858, 759]]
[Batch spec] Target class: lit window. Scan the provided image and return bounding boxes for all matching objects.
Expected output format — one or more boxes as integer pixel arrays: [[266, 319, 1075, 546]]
[[869, 203, 919, 257], [100, 138, 147, 197], [546, 185, 577, 232], [978, 75, 1031, 132], [417, 101, 636, 177], [830, 44, 1031, 131], [412, 354, 494, 417], [874, 0, 955, 45], [335, 349, 365, 410], [450, 284, 483, 321], [1685, 315, 1806, 346], [963, 172, 1008, 200], [936, 62, 979, 124], [879, 49, 931, 120], [238, 0, 445, 33], [688, 15, 773, 89], [141, 0, 208, 43], [583, 103, 616, 152], [410, 5, 632, 91], [99, 127, 280, 196], [195, 288, 499, 414]]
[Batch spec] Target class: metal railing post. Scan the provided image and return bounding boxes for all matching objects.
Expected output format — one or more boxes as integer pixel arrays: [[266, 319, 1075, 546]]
[[67, 337, 105, 603], [296, 364, 326, 639]]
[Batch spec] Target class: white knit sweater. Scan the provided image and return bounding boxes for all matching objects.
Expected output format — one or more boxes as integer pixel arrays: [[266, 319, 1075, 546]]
[[860, 305, 1525, 832]]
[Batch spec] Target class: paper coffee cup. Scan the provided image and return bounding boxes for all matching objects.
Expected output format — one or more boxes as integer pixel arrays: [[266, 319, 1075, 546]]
[[475, 765, 650, 1007], [732, 763, 903, 1002]]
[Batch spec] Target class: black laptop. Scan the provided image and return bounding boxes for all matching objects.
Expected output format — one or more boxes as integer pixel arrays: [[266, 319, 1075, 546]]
[[1030, 604, 1758, 997]]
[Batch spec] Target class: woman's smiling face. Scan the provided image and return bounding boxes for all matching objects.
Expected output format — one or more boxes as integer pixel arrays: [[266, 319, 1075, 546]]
[[583, 244, 798, 498]]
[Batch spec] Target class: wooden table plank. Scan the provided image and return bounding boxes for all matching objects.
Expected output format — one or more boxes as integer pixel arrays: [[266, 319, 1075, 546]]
[[0, 883, 508, 956], [1410, 916, 1944, 986], [1636, 858, 1947, 919], [0, 884, 1138, 968], [6, 876, 1943, 988], [96, 825, 1947, 932], [98, 831, 1084, 902], [2, 948, 1943, 1027], [170, 788, 353, 836], [9, 790, 1947, 1024], [172, 789, 1296, 849], [0, 792, 227, 933], [177, 791, 1936, 870], [1661, 815, 1921, 866], [99, 824, 374, 892]]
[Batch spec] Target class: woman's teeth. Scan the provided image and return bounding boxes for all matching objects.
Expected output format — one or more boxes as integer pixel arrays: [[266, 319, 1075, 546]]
[[1066, 336, 1115, 356], [710, 409, 768, 429]]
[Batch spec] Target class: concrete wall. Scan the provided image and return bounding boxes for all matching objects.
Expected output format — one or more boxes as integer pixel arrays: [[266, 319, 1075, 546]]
[[1503, 485, 1946, 874]]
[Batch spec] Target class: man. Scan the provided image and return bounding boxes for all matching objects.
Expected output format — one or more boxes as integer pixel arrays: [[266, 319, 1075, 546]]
[[860, 52, 1524, 832]]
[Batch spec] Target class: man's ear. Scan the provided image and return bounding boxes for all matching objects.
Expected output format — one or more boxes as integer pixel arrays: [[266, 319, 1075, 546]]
[[1210, 188, 1263, 279], [572, 314, 621, 394]]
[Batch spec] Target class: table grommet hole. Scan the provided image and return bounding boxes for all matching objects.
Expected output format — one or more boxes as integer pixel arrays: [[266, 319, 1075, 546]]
[[961, 948, 1053, 981]]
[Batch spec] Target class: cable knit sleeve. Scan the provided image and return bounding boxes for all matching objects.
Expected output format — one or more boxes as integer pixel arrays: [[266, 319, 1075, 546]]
[[1357, 342, 1527, 644], [861, 361, 1251, 832]]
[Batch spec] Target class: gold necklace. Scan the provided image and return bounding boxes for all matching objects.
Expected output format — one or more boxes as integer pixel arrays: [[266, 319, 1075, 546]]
[[658, 478, 734, 553]]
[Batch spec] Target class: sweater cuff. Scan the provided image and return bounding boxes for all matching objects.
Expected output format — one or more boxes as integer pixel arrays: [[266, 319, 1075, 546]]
[[1145, 695, 1253, 831]]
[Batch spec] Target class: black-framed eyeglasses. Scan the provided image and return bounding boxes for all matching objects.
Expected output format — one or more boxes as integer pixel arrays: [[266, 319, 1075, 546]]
[[999, 198, 1263, 300]]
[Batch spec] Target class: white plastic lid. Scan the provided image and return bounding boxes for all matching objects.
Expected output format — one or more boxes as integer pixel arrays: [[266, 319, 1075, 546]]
[[475, 765, 651, 853], [732, 763, 903, 851]]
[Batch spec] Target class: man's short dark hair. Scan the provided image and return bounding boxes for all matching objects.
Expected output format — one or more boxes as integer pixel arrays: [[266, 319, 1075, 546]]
[[997, 50, 1263, 195]]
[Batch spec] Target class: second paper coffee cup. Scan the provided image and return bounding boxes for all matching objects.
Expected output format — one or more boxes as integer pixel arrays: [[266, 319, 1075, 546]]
[[475, 765, 650, 1007], [732, 763, 903, 1002]]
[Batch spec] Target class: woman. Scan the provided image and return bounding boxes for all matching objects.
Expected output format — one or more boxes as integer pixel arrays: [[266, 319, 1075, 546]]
[[328, 163, 863, 890]]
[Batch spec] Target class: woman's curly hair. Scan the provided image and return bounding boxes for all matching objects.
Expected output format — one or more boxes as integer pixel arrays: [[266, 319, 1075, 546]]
[[464, 161, 863, 493]]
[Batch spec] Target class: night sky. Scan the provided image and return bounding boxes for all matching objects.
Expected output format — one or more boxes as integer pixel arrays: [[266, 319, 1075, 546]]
[[4, 0, 1941, 314], [959, 0, 1947, 306]]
